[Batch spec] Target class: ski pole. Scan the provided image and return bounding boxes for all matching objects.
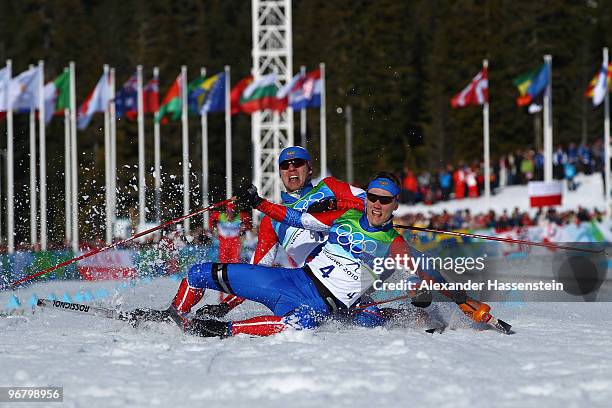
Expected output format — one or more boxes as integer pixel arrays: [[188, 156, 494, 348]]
[[9, 197, 236, 288], [393, 224, 606, 255]]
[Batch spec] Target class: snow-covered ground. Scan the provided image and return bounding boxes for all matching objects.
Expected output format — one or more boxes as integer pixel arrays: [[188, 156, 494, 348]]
[[1, 173, 611, 407], [1, 277, 612, 408], [398, 173, 606, 215]]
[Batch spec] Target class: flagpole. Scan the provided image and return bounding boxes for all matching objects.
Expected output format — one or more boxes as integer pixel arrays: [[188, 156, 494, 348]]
[[603, 47, 610, 220], [319, 62, 327, 178], [153, 67, 161, 223], [225, 65, 232, 198], [200, 67, 209, 231], [38, 60, 47, 251], [64, 102, 71, 243], [345, 105, 353, 184], [29, 64, 38, 249], [543, 55, 553, 182], [109, 67, 117, 241], [103, 64, 112, 244], [137, 65, 146, 230], [6, 59, 14, 254], [181, 65, 190, 233], [483, 59, 491, 210], [300, 65, 306, 147], [69, 62, 79, 252]]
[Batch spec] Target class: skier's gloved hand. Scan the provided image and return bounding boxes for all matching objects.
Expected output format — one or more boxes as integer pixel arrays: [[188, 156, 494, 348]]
[[307, 197, 338, 213], [457, 298, 491, 323], [235, 184, 262, 210], [410, 288, 432, 308], [195, 302, 231, 318]]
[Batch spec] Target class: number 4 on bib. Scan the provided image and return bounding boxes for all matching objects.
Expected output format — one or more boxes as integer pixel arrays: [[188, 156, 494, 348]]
[[319, 265, 335, 278]]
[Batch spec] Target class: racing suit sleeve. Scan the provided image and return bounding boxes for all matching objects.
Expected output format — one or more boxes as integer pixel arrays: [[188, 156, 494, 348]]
[[388, 235, 467, 303], [256, 199, 345, 232], [320, 177, 365, 212]]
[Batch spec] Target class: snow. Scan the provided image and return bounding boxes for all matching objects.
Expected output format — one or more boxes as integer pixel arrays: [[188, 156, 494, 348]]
[[2, 277, 612, 407], [397, 173, 606, 216]]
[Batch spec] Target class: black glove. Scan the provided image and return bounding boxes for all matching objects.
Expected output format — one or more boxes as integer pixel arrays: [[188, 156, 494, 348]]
[[411, 288, 432, 308], [307, 198, 338, 213], [235, 184, 262, 210], [195, 303, 231, 318]]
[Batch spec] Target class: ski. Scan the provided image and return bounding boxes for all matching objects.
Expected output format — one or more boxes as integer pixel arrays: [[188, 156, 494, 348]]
[[425, 326, 446, 334], [37, 299, 131, 321], [484, 314, 513, 335]]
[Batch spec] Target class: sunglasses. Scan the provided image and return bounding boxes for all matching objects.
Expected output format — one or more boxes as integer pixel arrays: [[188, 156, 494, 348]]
[[280, 158, 307, 170], [367, 192, 395, 205]]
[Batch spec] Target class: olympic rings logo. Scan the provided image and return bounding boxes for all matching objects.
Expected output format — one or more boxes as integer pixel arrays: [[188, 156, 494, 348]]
[[335, 223, 378, 254], [292, 191, 327, 211]]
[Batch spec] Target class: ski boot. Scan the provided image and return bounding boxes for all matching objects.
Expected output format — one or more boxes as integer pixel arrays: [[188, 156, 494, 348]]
[[195, 302, 231, 318], [457, 299, 491, 323], [186, 318, 231, 338]]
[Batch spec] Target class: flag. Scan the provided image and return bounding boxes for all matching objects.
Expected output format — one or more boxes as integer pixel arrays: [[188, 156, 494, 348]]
[[528, 181, 562, 207], [585, 63, 612, 107], [450, 67, 488, 108], [202, 73, 253, 115], [115, 73, 138, 120], [278, 69, 322, 110], [0, 66, 23, 112], [187, 76, 206, 114], [43, 70, 70, 124], [77, 71, 111, 130], [143, 75, 159, 114], [239, 74, 282, 113], [12, 66, 41, 111], [513, 64, 549, 107], [156, 73, 182, 123]]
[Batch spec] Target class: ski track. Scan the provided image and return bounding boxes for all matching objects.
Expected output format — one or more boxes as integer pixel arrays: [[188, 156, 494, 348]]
[[1, 278, 612, 408]]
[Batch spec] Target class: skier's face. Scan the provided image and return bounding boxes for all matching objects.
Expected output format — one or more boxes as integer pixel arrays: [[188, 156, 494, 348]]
[[366, 188, 398, 226], [280, 159, 311, 192]]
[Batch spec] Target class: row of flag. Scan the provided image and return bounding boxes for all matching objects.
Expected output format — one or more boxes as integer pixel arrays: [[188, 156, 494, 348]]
[[0, 65, 323, 128], [450, 59, 610, 110]]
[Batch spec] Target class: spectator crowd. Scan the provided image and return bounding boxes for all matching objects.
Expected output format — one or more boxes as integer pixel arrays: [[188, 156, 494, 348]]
[[396, 139, 606, 205]]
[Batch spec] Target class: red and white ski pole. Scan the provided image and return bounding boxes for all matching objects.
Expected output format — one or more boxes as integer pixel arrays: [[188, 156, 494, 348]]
[[9, 197, 236, 289]]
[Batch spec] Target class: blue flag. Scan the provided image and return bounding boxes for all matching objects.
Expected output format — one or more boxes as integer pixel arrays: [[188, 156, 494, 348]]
[[115, 73, 138, 120]]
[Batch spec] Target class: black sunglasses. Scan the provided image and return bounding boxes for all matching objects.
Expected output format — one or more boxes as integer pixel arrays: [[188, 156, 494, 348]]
[[280, 158, 307, 170], [367, 192, 395, 205]]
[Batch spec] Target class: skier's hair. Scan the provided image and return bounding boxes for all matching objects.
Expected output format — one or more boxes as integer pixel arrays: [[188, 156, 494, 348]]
[[369, 171, 400, 188]]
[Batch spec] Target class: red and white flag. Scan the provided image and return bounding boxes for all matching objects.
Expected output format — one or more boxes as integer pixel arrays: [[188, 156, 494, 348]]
[[77, 71, 111, 129], [528, 181, 562, 207], [451, 67, 488, 108]]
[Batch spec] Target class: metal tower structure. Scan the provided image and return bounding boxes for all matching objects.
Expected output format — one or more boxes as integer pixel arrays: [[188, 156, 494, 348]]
[[252, 0, 294, 204]]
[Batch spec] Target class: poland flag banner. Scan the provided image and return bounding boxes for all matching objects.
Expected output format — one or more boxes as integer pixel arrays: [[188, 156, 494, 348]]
[[451, 67, 488, 108], [528, 181, 563, 207]]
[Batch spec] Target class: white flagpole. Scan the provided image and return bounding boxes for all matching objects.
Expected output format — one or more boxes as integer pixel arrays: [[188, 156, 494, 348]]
[[225, 65, 232, 198], [153, 67, 161, 223], [69, 62, 79, 252], [6, 59, 14, 253], [29, 66, 38, 249], [64, 101, 71, 243], [300, 65, 307, 147], [181, 65, 190, 232], [38, 60, 47, 251], [200, 67, 209, 230], [109, 67, 117, 240], [319, 62, 327, 178], [543, 55, 553, 182], [137, 65, 146, 230], [603, 47, 610, 219], [104, 64, 112, 244], [483, 59, 491, 210], [345, 105, 353, 184]]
